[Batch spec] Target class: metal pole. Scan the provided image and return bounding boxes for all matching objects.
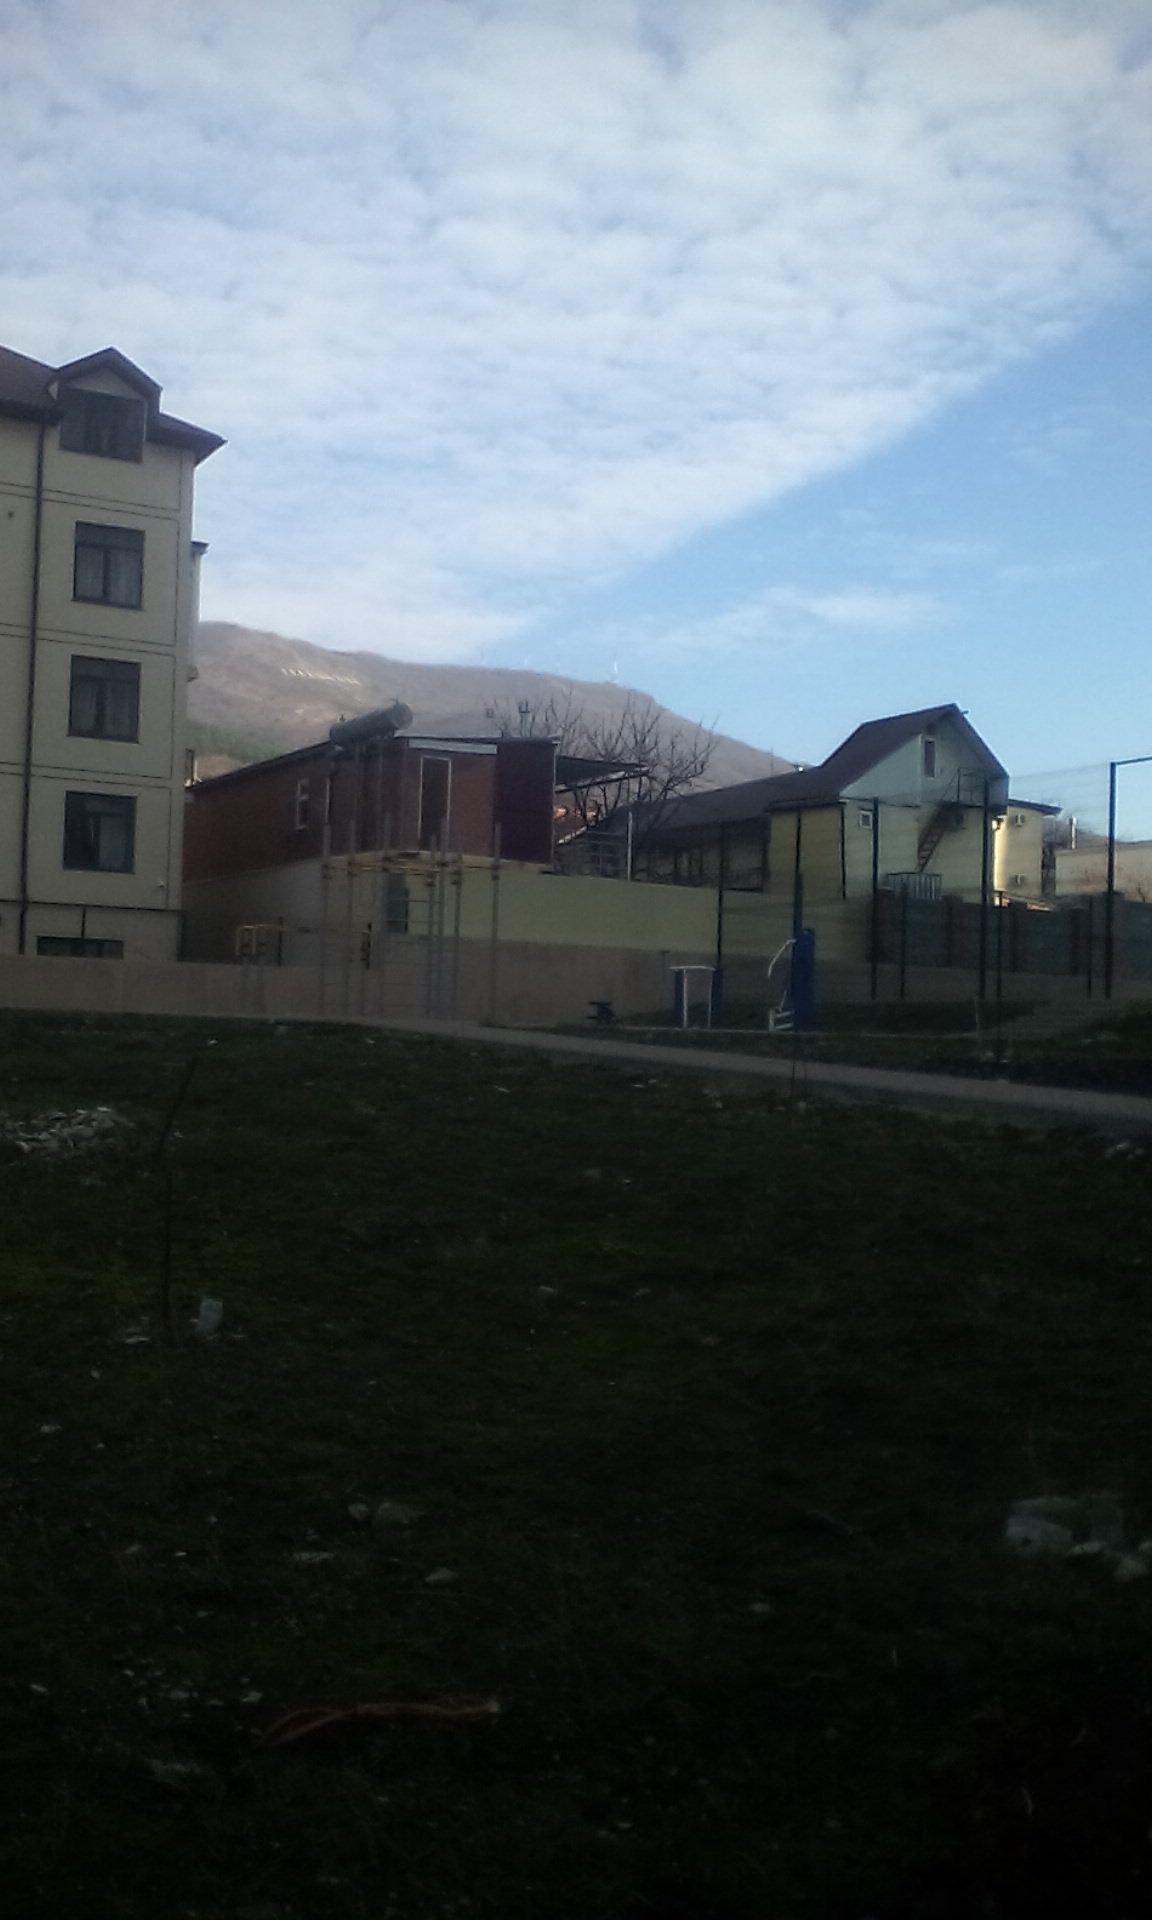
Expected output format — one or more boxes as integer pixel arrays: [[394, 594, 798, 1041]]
[[713, 823, 727, 1023], [450, 856, 463, 1019], [1104, 758, 1117, 1001], [977, 777, 990, 1006], [869, 800, 880, 1002], [898, 883, 908, 1003], [792, 812, 804, 936], [995, 889, 1006, 1070], [318, 757, 337, 1016], [488, 824, 502, 1023]]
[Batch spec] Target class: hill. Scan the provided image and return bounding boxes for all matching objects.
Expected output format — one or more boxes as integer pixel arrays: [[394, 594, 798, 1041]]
[[188, 622, 794, 784]]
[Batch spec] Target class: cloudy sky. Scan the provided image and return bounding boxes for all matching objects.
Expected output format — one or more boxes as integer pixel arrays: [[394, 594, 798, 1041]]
[[3, 0, 1150, 791]]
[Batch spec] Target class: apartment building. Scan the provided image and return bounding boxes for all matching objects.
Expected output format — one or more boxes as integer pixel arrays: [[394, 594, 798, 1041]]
[[0, 344, 222, 959]]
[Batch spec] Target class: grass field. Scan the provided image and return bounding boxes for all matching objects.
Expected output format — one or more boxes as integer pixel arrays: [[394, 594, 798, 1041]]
[[2, 1011, 1152, 1919]]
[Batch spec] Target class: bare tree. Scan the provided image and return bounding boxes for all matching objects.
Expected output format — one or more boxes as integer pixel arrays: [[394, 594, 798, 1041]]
[[486, 691, 717, 853]]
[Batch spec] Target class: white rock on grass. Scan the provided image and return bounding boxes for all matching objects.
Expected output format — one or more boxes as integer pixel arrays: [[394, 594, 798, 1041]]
[[373, 1501, 424, 1530]]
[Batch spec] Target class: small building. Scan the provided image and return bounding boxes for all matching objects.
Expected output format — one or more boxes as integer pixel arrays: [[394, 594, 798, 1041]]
[[182, 712, 633, 961], [634, 705, 1015, 904], [993, 799, 1061, 903], [0, 343, 222, 960]]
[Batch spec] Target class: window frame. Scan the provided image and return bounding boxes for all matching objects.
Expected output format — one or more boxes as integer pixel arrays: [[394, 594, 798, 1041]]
[[293, 777, 311, 831], [417, 754, 452, 852], [68, 654, 141, 743], [858, 807, 875, 831], [62, 790, 137, 875], [923, 737, 938, 779], [58, 388, 145, 463], [73, 522, 145, 611]]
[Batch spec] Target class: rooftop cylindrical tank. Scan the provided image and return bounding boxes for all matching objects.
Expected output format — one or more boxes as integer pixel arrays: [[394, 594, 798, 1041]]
[[328, 701, 413, 748]]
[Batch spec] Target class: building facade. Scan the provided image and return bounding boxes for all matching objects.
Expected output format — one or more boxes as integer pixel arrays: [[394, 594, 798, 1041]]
[[182, 721, 563, 961], [0, 344, 221, 960], [634, 706, 1021, 905]]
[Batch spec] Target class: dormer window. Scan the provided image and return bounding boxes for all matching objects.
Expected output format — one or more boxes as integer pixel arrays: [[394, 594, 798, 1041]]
[[923, 736, 937, 779], [59, 387, 145, 462]]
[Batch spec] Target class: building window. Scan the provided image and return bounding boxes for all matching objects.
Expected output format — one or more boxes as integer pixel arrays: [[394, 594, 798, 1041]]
[[923, 737, 937, 779], [62, 791, 136, 873], [418, 755, 451, 851], [59, 388, 145, 462], [74, 523, 144, 609], [384, 875, 409, 934], [36, 936, 124, 959], [68, 656, 140, 741], [293, 778, 310, 830], [858, 807, 874, 830]]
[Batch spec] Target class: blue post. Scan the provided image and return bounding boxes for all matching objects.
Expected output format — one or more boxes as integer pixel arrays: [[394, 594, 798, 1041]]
[[791, 927, 816, 1031]]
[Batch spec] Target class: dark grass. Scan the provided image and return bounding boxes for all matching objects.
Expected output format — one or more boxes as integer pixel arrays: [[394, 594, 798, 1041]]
[[589, 1001, 1152, 1095], [1, 1012, 1152, 1919]]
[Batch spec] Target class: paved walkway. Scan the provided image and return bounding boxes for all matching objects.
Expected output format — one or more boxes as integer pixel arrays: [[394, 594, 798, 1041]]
[[372, 1016, 1152, 1137]]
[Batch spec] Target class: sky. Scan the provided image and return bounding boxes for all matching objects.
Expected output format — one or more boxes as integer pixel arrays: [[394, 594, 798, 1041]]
[[2, 0, 1150, 811]]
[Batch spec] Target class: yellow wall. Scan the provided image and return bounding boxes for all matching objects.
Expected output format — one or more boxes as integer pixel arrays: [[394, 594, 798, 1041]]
[[994, 809, 1047, 899], [184, 856, 720, 965]]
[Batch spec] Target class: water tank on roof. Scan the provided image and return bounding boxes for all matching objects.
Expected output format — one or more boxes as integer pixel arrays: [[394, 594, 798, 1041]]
[[328, 702, 413, 748]]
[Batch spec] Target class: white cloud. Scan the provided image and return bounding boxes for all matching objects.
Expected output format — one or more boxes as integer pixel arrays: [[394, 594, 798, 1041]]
[[0, 0, 1149, 660], [617, 580, 948, 661]]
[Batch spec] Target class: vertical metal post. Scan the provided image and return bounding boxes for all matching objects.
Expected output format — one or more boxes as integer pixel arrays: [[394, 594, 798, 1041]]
[[994, 889, 1006, 1069], [450, 856, 463, 1019], [977, 777, 990, 1005], [488, 824, 502, 1023], [318, 757, 337, 1016], [714, 823, 727, 1022], [1104, 758, 1118, 1001], [898, 884, 908, 1003], [792, 813, 804, 935], [869, 800, 880, 1002]]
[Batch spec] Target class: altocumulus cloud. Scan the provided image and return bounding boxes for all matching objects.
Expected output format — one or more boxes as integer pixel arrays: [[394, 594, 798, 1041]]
[[1, 0, 1149, 659]]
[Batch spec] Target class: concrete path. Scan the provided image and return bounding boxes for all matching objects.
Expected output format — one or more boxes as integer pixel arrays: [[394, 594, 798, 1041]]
[[371, 1016, 1152, 1138]]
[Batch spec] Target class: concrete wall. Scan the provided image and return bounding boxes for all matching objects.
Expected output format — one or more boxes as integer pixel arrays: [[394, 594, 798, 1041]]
[[1056, 842, 1152, 902], [0, 939, 715, 1029], [5, 937, 1145, 1034], [0, 364, 203, 960], [184, 856, 722, 966]]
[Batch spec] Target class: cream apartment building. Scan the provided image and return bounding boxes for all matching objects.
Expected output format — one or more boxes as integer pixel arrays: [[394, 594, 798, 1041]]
[[0, 344, 222, 960]]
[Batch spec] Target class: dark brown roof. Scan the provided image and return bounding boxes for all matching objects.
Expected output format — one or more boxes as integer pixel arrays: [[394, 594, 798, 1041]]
[[0, 343, 223, 462], [649, 705, 1008, 832]]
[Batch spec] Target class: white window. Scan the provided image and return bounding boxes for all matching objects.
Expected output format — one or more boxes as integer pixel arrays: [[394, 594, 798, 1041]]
[[294, 778, 310, 830], [858, 808, 874, 830]]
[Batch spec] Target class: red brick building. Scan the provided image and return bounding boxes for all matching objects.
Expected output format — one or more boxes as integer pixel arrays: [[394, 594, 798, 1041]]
[[184, 722, 559, 885]]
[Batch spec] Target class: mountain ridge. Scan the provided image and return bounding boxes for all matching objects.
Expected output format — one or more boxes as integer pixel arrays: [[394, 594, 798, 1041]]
[[188, 622, 795, 786]]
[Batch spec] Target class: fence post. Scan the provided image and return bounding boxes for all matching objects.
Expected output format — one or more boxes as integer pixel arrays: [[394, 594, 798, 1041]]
[[869, 800, 880, 1001]]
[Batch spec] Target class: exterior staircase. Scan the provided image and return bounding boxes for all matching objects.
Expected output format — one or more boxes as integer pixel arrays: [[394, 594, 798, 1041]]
[[916, 800, 956, 871]]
